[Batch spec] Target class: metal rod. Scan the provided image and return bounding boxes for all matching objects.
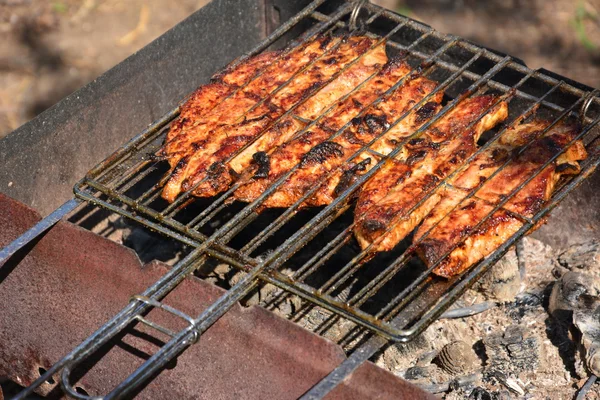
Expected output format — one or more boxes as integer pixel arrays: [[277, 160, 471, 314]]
[[0, 198, 82, 265], [576, 375, 598, 400], [300, 335, 386, 399], [364, 4, 600, 109], [15, 249, 206, 400]]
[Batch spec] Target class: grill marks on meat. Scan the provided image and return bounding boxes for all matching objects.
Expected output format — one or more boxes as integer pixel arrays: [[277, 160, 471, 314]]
[[354, 95, 509, 252], [227, 40, 388, 184], [412, 120, 550, 240], [161, 35, 384, 202], [163, 51, 280, 148], [305, 78, 443, 207], [163, 38, 332, 165], [155, 35, 587, 284], [415, 120, 587, 278], [235, 67, 442, 208], [233, 57, 412, 205], [159, 37, 336, 202]]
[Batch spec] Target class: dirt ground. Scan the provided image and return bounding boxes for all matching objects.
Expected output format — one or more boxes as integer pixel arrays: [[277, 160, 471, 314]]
[[1, 0, 599, 138], [383, 0, 600, 89], [0, 0, 209, 137]]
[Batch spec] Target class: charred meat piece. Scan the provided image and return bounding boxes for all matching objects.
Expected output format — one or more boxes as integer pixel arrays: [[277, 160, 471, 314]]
[[159, 36, 340, 201], [162, 36, 339, 168], [354, 95, 508, 252], [234, 58, 413, 205], [305, 79, 443, 207], [235, 66, 442, 208], [161, 36, 386, 202], [415, 120, 587, 278]]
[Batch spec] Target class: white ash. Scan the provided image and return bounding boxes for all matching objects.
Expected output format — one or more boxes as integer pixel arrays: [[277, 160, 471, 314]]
[[475, 247, 521, 303], [573, 296, 600, 377], [558, 240, 600, 277], [482, 325, 539, 377], [373, 238, 600, 399]]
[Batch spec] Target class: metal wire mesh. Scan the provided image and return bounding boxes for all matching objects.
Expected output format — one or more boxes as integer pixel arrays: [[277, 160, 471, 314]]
[[16, 0, 600, 398], [74, 0, 600, 341]]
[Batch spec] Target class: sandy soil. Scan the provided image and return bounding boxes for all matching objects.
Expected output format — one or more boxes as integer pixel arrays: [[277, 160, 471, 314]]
[[379, 0, 600, 88], [0, 0, 208, 137], [1, 0, 599, 138]]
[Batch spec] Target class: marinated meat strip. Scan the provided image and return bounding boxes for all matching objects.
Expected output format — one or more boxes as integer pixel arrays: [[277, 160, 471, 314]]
[[159, 36, 340, 201], [235, 67, 442, 208], [415, 120, 587, 278], [354, 95, 508, 252], [161, 35, 385, 201], [228, 40, 391, 182], [162, 37, 337, 168], [413, 120, 550, 238], [305, 78, 443, 207], [163, 51, 279, 147]]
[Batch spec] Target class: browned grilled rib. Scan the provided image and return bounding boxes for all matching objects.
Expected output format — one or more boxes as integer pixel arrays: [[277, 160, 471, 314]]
[[415, 120, 587, 278], [354, 95, 508, 252], [161, 35, 385, 202], [234, 65, 443, 208]]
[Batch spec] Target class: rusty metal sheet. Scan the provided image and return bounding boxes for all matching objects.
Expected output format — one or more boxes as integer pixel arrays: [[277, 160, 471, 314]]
[[328, 362, 437, 400], [0, 193, 431, 399]]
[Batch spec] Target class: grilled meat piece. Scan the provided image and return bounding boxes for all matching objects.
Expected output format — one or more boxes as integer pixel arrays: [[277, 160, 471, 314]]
[[413, 119, 550, 237], [415, 120, 587, 278], [163, 51, 280, 147], [162, 37, 338, 167], [354, 95, 508, 252], [159, 36, 340, 201], [235, 65, 442, 207], [161, 35, 386, 202], [228, 40, 391, 181]]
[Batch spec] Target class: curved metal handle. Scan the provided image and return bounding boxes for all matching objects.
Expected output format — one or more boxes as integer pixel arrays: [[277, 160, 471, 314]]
[[580, 89, 600, 126], [60, 366, 103, 400], [349, 0, 369, 31]]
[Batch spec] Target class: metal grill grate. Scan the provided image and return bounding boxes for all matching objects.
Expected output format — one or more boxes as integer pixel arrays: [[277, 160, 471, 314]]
[[12, 0, 600, 398]]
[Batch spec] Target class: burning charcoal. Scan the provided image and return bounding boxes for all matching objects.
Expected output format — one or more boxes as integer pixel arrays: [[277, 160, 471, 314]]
[[435, 340, 481, 375], [476, 247, 521, 302], [573, 295, 600, 376], [548, 271, 600, 322], [483, 325, 539, 376], [558, 240, 600, 276]]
